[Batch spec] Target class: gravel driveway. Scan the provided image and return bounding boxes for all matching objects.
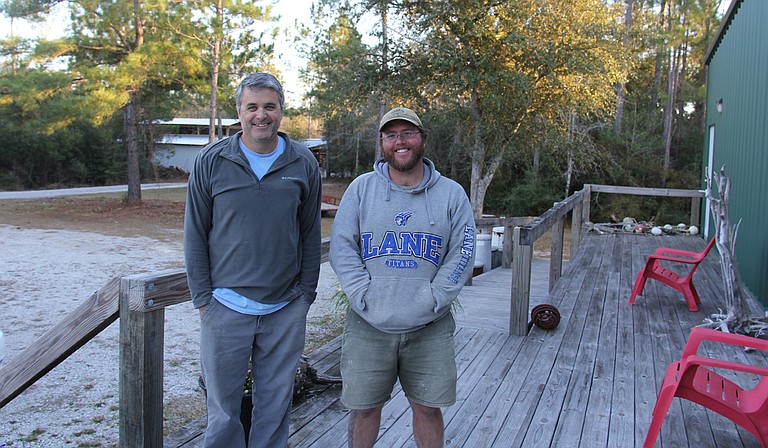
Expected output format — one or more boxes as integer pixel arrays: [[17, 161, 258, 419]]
[[0, 224, 342, 447]]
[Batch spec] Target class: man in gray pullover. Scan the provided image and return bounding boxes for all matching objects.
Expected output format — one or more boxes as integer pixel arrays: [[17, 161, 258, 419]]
[[185, 73, 321, 447], [330, 107, 476, 447]]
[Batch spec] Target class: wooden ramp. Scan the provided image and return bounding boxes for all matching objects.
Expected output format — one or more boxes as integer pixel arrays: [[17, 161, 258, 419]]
[[166, 234, 767, 447]]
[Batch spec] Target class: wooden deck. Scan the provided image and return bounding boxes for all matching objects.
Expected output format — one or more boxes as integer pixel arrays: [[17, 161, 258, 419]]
[[166, 233, 767, 447]]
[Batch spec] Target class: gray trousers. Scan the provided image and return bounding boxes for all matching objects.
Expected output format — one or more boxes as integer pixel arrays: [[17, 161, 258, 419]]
[[200, 296, 310, 448]]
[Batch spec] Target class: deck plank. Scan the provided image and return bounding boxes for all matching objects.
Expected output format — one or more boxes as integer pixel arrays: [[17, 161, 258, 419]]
[[490, 262, 593, 447], [164, 234, 766, 447], [375, 328, 508, 447], [443, 334, 524, 446], [520, 255, 604, 447], [576, 234, 618, 445]]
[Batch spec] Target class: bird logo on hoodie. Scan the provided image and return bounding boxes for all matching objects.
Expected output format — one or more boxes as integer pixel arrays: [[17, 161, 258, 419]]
[[394, 211, 413, 227]]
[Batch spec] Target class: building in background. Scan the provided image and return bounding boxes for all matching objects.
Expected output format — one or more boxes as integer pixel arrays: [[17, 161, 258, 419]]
[[153, 118, 328, 177], [153, 118, 241, 172], [703, 0, 768, 306]]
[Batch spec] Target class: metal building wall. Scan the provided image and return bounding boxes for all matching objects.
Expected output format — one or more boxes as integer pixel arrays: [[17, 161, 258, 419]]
[[705, 0, 768, 305]]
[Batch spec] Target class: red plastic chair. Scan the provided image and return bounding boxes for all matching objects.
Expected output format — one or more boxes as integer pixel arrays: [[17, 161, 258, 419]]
[[643, 327, 768, 448], [629, 237, 716, 312]]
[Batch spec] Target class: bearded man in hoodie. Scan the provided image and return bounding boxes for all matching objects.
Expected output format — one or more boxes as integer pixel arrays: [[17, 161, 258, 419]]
[[329, 107, 476, 447]]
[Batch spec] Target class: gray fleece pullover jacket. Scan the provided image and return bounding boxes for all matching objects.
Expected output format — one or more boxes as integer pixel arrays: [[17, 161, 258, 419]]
[[329, 158, 476, 333], [184, 131, 322, 309]]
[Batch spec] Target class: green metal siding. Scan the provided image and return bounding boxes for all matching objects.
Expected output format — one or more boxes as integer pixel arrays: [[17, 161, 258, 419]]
[[705, 0, 768, 306]]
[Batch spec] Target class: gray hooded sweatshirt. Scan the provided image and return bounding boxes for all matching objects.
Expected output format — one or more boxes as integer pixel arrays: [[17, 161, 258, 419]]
[[329, 158, 476, 333]]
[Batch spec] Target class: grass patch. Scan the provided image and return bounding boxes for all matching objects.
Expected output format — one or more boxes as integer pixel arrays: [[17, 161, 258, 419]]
[[24, 428, 45, 442], [163, 393, 207, 436], [73, 428, 96, 436]]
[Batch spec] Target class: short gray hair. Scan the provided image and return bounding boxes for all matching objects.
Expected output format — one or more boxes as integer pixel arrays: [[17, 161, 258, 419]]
[[235, 73, 285, 112]]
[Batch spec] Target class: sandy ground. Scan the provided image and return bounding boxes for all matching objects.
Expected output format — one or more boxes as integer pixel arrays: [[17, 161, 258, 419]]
[[0, 224, 342, 447]]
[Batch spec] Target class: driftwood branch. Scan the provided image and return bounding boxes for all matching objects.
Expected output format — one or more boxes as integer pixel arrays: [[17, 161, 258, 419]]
[[700, 166, 766, 336]]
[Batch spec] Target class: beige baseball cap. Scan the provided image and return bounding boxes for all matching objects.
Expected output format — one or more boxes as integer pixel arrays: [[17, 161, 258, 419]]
[[379, 107, 423, 132]]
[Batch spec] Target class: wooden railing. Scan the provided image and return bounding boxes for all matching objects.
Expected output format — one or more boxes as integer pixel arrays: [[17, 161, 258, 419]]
[[0, 239, 330, 446], [479, 184, 703, 335], [474, 216, 532, 269], [503, 188, 589, 335], [0, 184, 704, 444], [0, 278, 121, 409]]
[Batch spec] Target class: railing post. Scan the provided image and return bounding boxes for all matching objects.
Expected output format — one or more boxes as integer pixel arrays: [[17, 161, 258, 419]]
[[119, 276, 165, 447], [690, 196, 701, 226], [549, 218, 564, 292], [571, 199, 583, 252], [502, 222, 514, 268], [510, 226, 532, 336], [582, 185, 592, 226]]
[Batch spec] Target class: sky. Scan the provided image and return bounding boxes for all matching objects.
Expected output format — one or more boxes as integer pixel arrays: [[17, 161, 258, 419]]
[[269, 0, 316, 107], [2, 0, 734, 108], [0, 0, 317, 108]]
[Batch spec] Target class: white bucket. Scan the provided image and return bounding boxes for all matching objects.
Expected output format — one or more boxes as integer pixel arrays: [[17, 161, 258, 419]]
[[476, 233, 493, 273]]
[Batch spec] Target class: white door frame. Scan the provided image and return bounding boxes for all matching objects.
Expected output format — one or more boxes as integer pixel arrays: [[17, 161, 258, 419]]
[[704, 125, 716, 238]]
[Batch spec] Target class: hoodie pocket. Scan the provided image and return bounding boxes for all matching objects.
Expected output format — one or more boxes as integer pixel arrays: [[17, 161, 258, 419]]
[[357, 277, 438, 332]]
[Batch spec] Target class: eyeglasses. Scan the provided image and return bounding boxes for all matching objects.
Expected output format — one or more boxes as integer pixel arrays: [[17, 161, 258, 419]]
[[381, 130, 420, 143]]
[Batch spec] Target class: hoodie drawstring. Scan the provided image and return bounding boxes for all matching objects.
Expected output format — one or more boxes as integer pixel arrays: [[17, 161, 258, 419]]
[[424, 187, 435, 225]]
